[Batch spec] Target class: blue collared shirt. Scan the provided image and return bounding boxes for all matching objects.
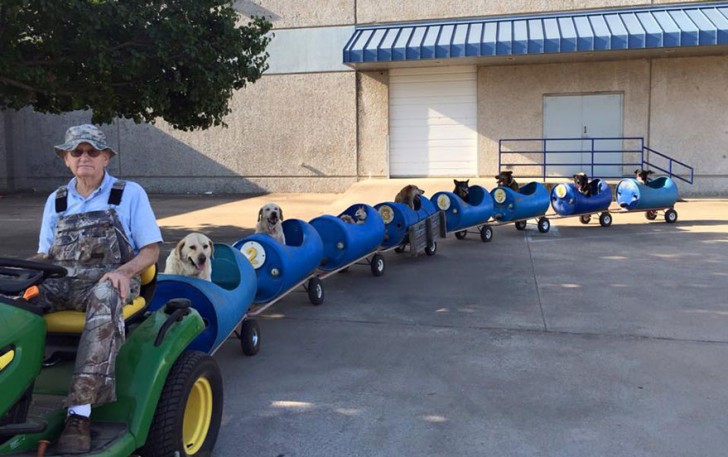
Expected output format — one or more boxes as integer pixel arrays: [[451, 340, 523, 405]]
[[38, 173, 163, 255]]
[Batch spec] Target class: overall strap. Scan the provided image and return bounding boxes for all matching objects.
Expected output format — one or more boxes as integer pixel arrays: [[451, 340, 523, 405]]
[[108, 180, 126, 206], [54, 186, 68, 213]]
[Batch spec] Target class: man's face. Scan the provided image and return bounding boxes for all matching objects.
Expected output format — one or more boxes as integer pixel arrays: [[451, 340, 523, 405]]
[[63, 142, 110, 179]]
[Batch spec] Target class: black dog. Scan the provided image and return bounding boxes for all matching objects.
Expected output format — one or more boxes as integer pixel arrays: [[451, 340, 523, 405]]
[[635, 168, 654, 184], [573, 172, 592, 196], [453, 179, 470, 202], [495, 171, 519, 192]]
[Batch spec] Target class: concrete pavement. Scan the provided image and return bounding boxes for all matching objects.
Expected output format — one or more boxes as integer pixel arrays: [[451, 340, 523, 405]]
[[1, 179, 727, 456]]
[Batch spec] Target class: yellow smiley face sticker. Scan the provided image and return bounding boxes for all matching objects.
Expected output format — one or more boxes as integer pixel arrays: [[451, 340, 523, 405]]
[[555, 184, 567, 199], [378, 205, 394, 224], [493, 188, 507, 204], [240, 241, 266, 269], [437, 194, 451, 211]]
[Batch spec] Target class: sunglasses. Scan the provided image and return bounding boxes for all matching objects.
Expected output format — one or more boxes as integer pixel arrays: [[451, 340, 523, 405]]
[[69, 148, 103, 158]]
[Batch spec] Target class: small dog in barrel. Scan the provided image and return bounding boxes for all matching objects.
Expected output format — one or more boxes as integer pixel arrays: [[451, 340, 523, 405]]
[[573, 172, 593, 196], [495, 171, 519, 192], [453, 179, 470, 202], [635, 168, 654, 184], [395, 185, 425, 210], [340, 205, 368, 224]]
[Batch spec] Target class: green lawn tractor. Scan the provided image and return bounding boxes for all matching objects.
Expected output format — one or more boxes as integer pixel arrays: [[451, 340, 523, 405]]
[[0, 258, 223, 456]]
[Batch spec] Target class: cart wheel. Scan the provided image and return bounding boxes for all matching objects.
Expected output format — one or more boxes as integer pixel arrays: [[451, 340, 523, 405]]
[[579, 215, 591, 224], [479, 225, 493, 242], [307, 277, 324, 305], [599, 212, 613, 227], [455, 230, 467, 240], [645, 210, 658, 221], [370, 253, 385, 277], [514, 220, 527, 231], [664, 209, 678, 223], [240, 319, 260, 356], [425, 242, 437, 256], [394, 245, 406, 254], [137, 351, 223, 457], [537, 217, 550, 233]]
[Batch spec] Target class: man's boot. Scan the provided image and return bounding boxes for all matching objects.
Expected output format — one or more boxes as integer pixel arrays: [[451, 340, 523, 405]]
[[56, 414, 91, 454]]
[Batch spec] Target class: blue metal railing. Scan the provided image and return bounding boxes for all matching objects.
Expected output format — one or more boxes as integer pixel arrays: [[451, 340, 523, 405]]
[[498, 137, 694, 184]]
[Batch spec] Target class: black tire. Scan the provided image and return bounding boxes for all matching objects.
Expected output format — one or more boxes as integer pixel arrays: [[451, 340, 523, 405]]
[[579, 215, 591, 224], [370, 253, 385, 277], [479, 225, 493, 242], [307, 277, 324, 305], [645, 210, 658, 221], [240, 319, 260, 356], [665, 209, 678, 223], [514, 220, 527, 231], [425, 242, 437, 256], [537, 217, 550, 233], [455, 230, 467, 240], [138, 351, 223, 457], [599, 212, 612, 227]]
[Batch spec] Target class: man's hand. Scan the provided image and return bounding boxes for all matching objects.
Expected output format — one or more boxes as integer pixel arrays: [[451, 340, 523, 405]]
[[99, 270, 131, 302]]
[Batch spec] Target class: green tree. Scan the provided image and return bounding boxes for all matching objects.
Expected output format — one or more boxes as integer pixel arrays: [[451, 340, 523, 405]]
[[0, 0, 272, 130]]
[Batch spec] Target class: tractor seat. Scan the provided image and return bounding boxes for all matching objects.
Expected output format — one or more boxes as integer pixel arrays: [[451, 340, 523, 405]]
[[43, 264, 157, 334]]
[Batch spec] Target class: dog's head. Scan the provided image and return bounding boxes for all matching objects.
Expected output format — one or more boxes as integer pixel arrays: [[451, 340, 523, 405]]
[[634, 168, 653, 183], [354, 205, 367, 221], [258, 202, 284, 227], [573, 172, 589, 189], [453, 179, 470, 200], [175, 232, 213, 274], [495, 171, 514, 187], [403, 185, 425, 198]]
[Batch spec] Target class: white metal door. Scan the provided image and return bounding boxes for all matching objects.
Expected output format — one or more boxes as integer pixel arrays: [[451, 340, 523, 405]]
[[543, 94, 623, 178], [389, 66, 477, 177]]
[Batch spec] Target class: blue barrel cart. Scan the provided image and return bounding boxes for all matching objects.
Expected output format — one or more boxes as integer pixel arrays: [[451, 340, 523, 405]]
[[550, 179, 614, 227], [149, 243, 262, 355], [431, 185, 496, 242], [234, 218, 326, 315], [374, 195, 446, 256], [615, 176, 680, 223], [309, 204, 386, 277], [491, 182, 551, 233]]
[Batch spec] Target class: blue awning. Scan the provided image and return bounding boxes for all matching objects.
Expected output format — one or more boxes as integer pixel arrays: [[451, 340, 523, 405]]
[[343, 2, 728, 65]]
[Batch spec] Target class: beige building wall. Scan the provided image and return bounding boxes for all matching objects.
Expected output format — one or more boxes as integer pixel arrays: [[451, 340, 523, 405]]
[[357, 71, 389, 179], [356, 0, 708, 24], [650, 55, 728, 195], [478, 60, 650, 176]]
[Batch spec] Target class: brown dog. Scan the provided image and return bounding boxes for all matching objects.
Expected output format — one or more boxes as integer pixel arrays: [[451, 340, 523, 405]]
[[635, 168, 654, 184], [394, 185, 425, 210], [495, 171, 520, 192]]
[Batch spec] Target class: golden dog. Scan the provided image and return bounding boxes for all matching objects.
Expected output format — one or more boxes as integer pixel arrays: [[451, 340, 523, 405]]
[[164, 232, 214, 281], [256, 202, 286, 244], [394, 185, 425, 210]]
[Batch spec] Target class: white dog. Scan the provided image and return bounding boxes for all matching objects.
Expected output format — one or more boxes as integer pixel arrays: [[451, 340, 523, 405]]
[[256, 202, 286, 244], [164, 232, 214, 281]]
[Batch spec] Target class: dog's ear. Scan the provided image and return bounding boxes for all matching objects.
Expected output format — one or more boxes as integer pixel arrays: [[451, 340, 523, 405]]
[[175, 238, 186, 258], [453, 179, 458, 185], [258, 207, 263, 222], [279, 207, 284, 221], [465, 179, 469, 185], [209, 240, 214, 258]]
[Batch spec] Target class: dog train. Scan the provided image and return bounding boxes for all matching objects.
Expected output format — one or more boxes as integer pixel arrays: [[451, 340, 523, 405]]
[[152, 168, 683, 357]]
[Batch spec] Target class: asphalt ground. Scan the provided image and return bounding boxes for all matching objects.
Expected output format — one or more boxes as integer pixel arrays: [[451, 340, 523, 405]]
[[1, 181, 727, 457]]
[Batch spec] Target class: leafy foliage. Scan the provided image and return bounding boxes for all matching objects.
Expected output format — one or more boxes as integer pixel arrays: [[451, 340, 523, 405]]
[[0, 0, 272, 130]]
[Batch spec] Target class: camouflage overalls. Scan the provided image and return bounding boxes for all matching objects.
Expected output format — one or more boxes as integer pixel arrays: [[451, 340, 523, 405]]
[[34, 183, 140, 406]]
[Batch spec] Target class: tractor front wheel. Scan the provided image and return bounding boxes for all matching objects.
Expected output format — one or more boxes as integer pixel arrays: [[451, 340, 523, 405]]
[[138, 351, 223, 457]]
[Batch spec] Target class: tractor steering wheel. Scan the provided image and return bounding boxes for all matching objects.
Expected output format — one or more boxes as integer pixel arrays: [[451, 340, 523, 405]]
[[0, 258, 67, 296]]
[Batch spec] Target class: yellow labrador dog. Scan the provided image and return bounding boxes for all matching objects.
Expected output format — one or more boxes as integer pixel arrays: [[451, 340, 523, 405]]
[[164, 232, 214, 281], [256, 202, 286, 244]]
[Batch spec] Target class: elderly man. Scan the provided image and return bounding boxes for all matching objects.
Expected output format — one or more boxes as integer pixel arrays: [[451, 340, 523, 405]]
[[34, 124, 162, 453]]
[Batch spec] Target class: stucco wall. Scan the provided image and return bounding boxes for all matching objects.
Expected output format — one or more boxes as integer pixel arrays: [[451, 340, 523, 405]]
[[356, 0, 708, 25], [236, 0, 354, 28], [357, 71, 389, 178], [10, 72, 358, 194], [479, 60, 650, 177], [650, 55, 728, 196]]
